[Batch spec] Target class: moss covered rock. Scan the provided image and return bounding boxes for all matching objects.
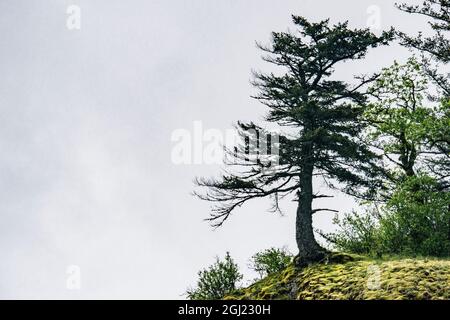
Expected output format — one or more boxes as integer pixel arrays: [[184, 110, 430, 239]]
[[225, 256, 450, 300]]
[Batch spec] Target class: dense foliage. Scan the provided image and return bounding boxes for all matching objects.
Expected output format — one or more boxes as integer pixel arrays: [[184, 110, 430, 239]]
[[324, 175, 450, 257]]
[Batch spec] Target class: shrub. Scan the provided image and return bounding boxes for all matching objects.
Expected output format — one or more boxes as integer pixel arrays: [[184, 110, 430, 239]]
[[379, 175, 450, 256], [320, 209, 381, 256], [186, 252, 243, 300], [323, 175, 450, 257], [249, 247, 293, 278]]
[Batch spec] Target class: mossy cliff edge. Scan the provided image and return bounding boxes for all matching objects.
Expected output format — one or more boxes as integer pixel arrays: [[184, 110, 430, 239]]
[[225, 254, 450, 300]]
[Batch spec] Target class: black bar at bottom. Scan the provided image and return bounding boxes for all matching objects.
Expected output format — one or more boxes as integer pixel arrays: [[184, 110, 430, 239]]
[[0, 300, 447, 318]]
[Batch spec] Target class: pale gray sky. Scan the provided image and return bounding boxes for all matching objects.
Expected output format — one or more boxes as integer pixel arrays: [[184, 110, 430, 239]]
[[0, 0, 428, 299]]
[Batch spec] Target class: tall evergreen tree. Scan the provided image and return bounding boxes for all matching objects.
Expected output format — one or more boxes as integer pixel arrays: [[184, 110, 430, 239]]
[[398, 0, 450, 94], [195, 16, 393, 265]]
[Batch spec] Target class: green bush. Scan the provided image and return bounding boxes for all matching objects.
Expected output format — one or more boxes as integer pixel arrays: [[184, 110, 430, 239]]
[[320, 209, 381, 256], [186, 252, 243, 300], [249, 247, 293, 278], [323, 175, 450, 257], [379, 175, 450, 256]]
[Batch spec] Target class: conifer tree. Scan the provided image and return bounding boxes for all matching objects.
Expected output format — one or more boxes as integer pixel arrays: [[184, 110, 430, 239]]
[[195, 16, 393, 265]]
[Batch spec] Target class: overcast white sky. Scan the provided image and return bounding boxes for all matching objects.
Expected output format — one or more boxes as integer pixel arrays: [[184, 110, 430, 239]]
[[0, 0, 429, 299]]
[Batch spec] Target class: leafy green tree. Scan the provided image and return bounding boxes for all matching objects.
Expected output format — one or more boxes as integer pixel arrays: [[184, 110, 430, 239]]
[[420, 99, 450, 189], [326, 58, 449, 257], [366, 57, 434, 181], [186, 252, 242, 300], [249, 247, 293, 278], [397, 1, 450, 188], [195, 16, 393, 266]]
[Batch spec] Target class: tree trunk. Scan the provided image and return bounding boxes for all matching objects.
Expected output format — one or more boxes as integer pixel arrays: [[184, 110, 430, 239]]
[[448, 204, 450, 241], [295, 159, 326, 267]]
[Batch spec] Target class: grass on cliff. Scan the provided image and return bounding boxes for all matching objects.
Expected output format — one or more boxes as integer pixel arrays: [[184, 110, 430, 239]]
[[225, 254, 450, 300]]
